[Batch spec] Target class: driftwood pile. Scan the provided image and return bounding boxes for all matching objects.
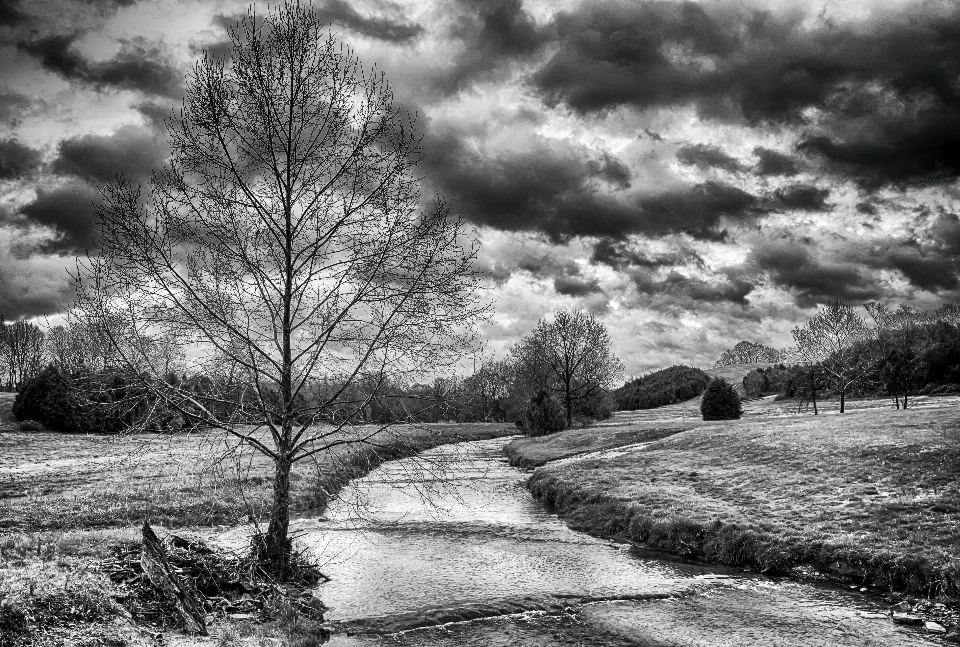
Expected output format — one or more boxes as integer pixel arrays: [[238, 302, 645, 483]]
[[102, 523, 328, 636]]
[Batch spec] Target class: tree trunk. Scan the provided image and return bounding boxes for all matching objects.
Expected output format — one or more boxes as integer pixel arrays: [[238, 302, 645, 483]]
[[840, 389, 845, 413], [264, 452, 292, 578], [903, 389, 908, 410], [810, 370, 818, 415], [894, 394, 900, 410]]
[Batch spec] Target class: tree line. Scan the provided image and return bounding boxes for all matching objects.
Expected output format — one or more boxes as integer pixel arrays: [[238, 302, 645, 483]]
[[741, 300, 960, 413]]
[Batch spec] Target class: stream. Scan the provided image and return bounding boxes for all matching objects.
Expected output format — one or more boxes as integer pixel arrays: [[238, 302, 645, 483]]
[[292, 436, 940, 646]]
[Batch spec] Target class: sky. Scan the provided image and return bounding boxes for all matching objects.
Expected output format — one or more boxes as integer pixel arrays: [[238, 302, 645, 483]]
[[1, 0, 960, 376]]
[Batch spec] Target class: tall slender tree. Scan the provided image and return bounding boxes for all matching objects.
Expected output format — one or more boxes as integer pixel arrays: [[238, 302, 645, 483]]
[[75, 3, 483, 577]]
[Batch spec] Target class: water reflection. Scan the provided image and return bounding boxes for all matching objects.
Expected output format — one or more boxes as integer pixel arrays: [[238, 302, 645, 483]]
[[298, 437, 938, 646]]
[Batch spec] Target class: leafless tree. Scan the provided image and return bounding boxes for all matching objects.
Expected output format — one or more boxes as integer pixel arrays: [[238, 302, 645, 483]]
[[865, 302, 930, 409], [74, 4, 483, 577], [714, 340, 782, 367], [792, 300, 868, 413], [510, 309, 624, 427], [1, 318, 45, 389]]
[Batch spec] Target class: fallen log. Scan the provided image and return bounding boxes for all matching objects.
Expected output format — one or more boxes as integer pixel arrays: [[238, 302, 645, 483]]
[[140, 522, 208, 636]]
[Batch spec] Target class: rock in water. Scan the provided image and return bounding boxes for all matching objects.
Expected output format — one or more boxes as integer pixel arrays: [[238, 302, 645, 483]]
[[924, 621, 947, 634], [891, 612, 923, 625]]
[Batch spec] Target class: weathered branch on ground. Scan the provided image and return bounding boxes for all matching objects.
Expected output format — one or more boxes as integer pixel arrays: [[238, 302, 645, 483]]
[[140, 522, 208, 636]]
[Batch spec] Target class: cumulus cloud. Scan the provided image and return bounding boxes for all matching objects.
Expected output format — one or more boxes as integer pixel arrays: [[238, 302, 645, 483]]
[[17, 34, 183, 97], [753, 147, 800, 176], [0, 138, 42, 179], [676, 143, 743, 172], [750, 236, 884, 307], [313, 0, 424, 43], [18, 181, 102, 253], [50, 124, 168, 183]]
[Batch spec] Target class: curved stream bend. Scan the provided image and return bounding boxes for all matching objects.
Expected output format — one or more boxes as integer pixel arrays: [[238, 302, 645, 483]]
[[294, 437, 938, 647]]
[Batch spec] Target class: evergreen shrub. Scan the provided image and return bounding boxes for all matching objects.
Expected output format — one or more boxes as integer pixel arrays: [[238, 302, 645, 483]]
[[700, 378, 743, 420]]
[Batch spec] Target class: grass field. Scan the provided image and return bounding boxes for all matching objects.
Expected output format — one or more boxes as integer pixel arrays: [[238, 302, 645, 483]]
[[509, 392, 960, 601], [0, 392, 515, 645]]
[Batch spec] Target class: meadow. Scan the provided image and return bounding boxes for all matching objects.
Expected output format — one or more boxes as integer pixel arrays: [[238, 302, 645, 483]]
[[508, 391, 960, 600], [0, 391, 515, 645]]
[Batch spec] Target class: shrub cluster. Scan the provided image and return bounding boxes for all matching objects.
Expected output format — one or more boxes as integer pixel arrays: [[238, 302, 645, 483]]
[[521, 390, 566, 436], [13, 365, 185, 434], [700, 378, 743, 420], [615, 365, 711, 410]]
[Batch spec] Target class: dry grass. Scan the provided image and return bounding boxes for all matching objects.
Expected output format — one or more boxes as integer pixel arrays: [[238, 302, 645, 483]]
[[513, 394, 960, 597], [0, 398, 514, 646], [0, 421, 515, 532]]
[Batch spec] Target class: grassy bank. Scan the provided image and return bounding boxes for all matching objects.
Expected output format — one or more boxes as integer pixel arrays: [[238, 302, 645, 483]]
[[0, 393, 515, 645], [511, 396, 960, 600]]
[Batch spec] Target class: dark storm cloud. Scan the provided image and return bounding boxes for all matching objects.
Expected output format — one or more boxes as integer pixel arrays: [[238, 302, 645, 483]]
[[132, 100, 172, 132], [676, 143, 742, 172], [17, 34, 183, 98], [530, 1, 960, 186], [51, 125, 168, 183], [0, 0, 24, 25], [771, 184, 830, 211], [876, 213, 960, 292], [590, 238, 703, 270], [0, 138, 42, 179], [313, 0, 423, 43], [753, 147, 799, 176], [553, 274, 602, 296], [636, 181, 762, 238], [631, 269, 754, 306], [797, 110, 960, 188], [751, 237, 883, 306], [425, 129, 762, 241], [434, 0, 550, 95], [18, 182, 101, 253]]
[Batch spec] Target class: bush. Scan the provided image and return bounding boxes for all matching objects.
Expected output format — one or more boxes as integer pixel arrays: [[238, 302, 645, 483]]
[[522, 390, 566, 436], [700, 378, 743, 420], [18, 420, 45, 432], [12, 366, 82, 432]]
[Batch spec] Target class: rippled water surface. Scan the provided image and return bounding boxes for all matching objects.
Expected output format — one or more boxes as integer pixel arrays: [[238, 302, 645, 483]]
[[293, 437, 938, 646]]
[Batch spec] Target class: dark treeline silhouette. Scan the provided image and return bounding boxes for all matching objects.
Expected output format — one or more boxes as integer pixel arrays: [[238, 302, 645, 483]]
[[614, 365, 711, 410]]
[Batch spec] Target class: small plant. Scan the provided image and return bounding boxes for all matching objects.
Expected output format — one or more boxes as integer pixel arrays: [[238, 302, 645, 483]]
[[523, 390, 566, 436], [700, 378, 743, 420]]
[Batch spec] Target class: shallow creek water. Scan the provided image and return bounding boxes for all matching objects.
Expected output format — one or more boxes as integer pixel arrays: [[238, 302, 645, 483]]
[[289, 437, 939, 646]]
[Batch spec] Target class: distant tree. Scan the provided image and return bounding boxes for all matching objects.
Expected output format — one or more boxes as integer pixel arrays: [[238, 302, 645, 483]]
[[700, 378, 742, 420], [866, 303, 929, 409], [793, 300, 868, 413], [511, 309, 624, 428], [714, 341, 782, 367], [74, 5, 483, 578], [462, 358, 512, 421], [1, 318, 45, 390]]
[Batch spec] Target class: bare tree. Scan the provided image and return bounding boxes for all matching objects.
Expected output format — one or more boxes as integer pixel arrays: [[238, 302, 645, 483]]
[[714, 340, 782, 367], [75, 4, 483, 577], [866, 303, 929, 409], [510, 309, 624, 427], [793, 300, 867, 413], [1, 318, 45, 389]]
